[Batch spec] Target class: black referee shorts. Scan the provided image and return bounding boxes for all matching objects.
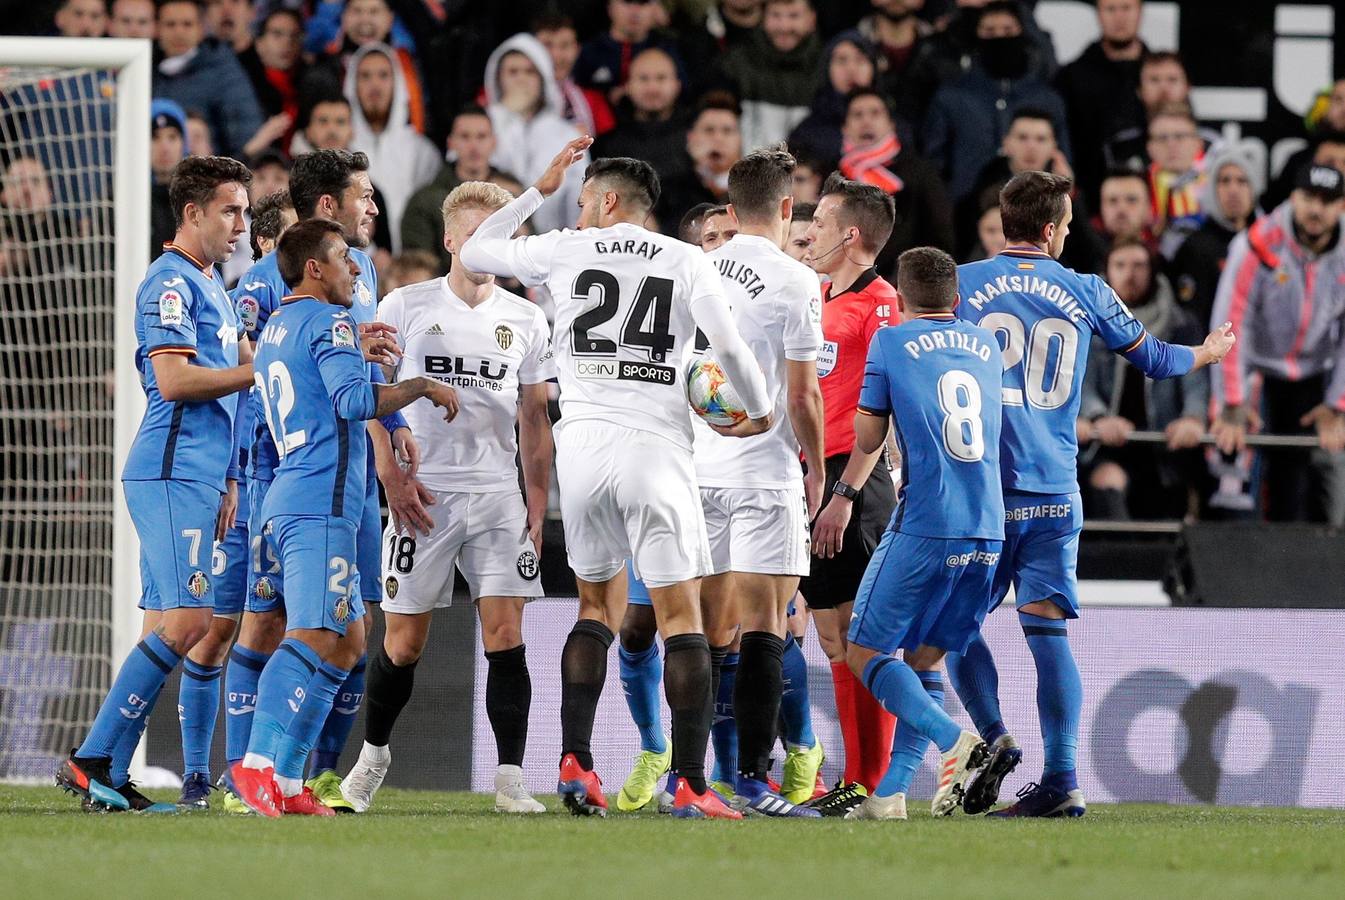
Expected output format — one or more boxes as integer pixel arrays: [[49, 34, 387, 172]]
[[799, 452, 897, 610]]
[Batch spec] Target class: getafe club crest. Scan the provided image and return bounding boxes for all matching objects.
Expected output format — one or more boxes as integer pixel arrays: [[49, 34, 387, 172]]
[[495, 324, 514, 351], [187, 570, 210, 599], [333, 595, 351, 624], [356, 280, 373, 306], [254, 576, 276, 601]]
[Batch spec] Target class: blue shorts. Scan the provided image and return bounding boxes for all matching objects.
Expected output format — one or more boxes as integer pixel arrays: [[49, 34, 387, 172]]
[[356, 481, 382, 604], [848, 530, 1002, 655], [993, 491, 1083, 617], [269, 514, 365, 634], [211, 522, 249, 616], [126, 479, 222, 611], [626, 559, 652, 606], [245, 475, 284, 613]]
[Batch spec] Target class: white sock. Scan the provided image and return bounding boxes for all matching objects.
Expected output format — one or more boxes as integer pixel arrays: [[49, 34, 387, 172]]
[[242, 752, 273, 771], [275, 774, 302, 798]]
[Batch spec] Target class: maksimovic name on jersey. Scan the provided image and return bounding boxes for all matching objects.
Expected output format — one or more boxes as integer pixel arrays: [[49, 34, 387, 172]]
[[964, 273, 1087, 323]]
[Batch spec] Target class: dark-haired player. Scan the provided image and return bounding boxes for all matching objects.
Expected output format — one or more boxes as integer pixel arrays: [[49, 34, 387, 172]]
[[221, 149, 414, 813], [462, 139, 773, 819], [57, 156, 255, 813], [950, 171, 1234, 817], [226, 220, 458, 817], [800, 173, 899, 813], [845, 246, 1005, 821]]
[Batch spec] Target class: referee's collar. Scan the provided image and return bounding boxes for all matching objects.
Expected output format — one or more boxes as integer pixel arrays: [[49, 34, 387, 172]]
[[826, 267, 878, 301]]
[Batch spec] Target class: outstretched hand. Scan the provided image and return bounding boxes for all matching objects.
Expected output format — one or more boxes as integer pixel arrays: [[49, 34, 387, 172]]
[[1199, 322, 1235, 366], [533, 135, 594, 198]]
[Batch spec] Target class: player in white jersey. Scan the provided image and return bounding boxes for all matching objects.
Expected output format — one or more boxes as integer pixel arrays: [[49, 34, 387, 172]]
[[461, 137, 774, 819], [340, 182, 555, 814], [695, 147, 827, 818]]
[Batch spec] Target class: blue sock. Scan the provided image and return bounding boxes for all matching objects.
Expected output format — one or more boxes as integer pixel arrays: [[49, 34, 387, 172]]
[[224, 644, 270, 764], [618, 642, 666, 754], [246, 638, 321, 765], [77, 631, 182, 759], [946, 633, 1007, 744], [178, 659, 222, 778], [312, 654, 365, 774], [275, 661, 349, 782], [875, 671, 943, 797], [861, 656, 961, 752], [1019, 611, 1081, 781], [778, 634, 816, 749], [109, 681, 163, 785], [710, 652, 738, 784]]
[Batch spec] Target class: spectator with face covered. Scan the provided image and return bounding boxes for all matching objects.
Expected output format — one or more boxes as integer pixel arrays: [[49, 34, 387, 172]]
[[922, 0, 1071, 204], [1211, 165, 1345, 525], [344, 43, 441, 249], [483, 34, 587, 233], [839, 88, 952, 273], [1079, 237, 1210, 520], [717, 0, 823, 153], [788, 30, 882, 169], [1170, 141, 1261, 328], [658, 91, 743, 235], [593, 48, 690, 184]]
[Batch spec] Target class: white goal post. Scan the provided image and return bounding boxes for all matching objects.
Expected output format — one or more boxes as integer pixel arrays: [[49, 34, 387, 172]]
[[0, 37, 148, 780]]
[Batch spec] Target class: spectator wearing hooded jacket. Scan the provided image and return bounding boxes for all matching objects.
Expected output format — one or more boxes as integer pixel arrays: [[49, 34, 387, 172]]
[[483, 33, 587, 234], [149, 99, 189, 254], [1170, 141, 1261, 329], [344, 43, 441, 250], [718, 0, 823, 153], [151, 0, 264, 160], [1079, 237, 1210, 520], [922, 1, 1070, 203], [1211, 165, 1345, 525], [787, 30, 882, 169]]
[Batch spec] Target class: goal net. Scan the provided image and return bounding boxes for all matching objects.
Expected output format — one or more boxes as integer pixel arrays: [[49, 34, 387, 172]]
[[0, 39, 148, 782]]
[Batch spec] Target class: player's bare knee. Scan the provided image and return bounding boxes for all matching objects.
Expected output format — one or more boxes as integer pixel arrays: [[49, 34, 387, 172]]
[[383, 615, 429, 665], [1019, 599, 1068, 620], [619, 604, 658, 651], [478, 599, 525, 653], [188, 616, 238, 666], [845, 643, 876, 679], [330, 621, 367, 670], [903, 645, 945, 671]]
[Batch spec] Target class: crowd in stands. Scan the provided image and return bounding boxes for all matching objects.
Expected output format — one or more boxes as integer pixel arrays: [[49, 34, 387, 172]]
[[8, 0, 1345, 526]]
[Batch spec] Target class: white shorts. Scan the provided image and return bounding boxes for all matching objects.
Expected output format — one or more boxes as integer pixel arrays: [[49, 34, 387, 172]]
[[380, 489, 543, 615], [555, 420, 710, 589], [701, 484, 811, 577]]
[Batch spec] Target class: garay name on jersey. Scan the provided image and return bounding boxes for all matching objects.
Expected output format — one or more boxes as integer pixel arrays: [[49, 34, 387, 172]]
[[713, 257, 766, 300], [593, 238, 664, 260], [423, 355, 510, 392], [964, 272, 1087, 323], [901, 327, 996, 362]]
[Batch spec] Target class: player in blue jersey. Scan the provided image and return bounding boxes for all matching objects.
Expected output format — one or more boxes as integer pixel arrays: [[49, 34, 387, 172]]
[[220, 151, 411, 813], [56, 156, 256, 813], [842, 247, 1006, 821], [226, 219, 458, 817], [949, 172, 1235, 817], [178, 191, 297, 810]]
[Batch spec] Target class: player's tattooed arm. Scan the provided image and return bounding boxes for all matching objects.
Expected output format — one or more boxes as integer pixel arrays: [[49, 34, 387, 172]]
[[372, 376, 459, 421]]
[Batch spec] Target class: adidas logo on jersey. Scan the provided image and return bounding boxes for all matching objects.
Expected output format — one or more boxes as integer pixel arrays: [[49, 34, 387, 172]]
[[426, 323, 445, 336]]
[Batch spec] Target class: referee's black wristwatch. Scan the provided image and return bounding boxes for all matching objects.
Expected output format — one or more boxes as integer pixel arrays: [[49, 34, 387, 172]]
[[831, 480, 859, 501]]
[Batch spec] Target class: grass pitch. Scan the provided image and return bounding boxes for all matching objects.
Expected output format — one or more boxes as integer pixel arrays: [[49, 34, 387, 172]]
[[3, 785, 1342, 899]]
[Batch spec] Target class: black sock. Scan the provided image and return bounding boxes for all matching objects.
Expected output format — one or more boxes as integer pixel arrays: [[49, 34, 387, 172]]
[[735, 631, 785, 784], [664, 633, 712, 794], [485, 644, 531, 768], [560, 619, 613, 771], [364, 645, 417, 748]]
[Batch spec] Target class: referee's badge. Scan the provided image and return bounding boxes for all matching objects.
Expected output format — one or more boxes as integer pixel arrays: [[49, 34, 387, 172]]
[[495, 324, 514, 351]]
